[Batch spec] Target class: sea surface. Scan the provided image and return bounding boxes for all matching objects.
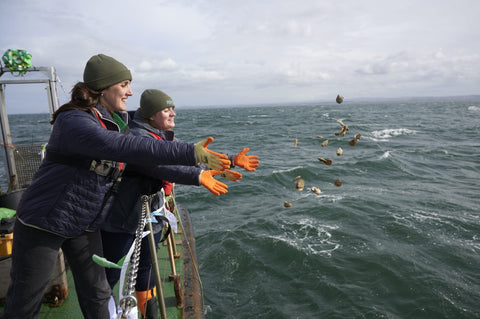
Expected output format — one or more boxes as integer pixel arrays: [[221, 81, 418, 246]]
[[1, 100, 479, 318]]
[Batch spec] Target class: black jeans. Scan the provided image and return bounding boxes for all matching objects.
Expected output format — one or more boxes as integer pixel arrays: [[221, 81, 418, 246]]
[[0, 221, 111, 319]]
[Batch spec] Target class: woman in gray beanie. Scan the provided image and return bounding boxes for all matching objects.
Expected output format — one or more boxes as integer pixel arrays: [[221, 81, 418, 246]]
[[0, 54, 235, 319], [101, 88, 260, 318]]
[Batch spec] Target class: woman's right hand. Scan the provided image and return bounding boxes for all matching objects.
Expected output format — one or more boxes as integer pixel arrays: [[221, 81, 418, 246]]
[[200, 170, 228, 196], [194, 137, 231, 171]]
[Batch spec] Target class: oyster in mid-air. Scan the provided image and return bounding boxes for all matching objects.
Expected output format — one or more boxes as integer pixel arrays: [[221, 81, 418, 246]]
[[311, 186, 322, 195], [336, 94, 344, 104], [284, 201, 292, 207], [334, 179, 342, 187], [296, 179, 305, 191], [321, 139, 329, 147], [335, 120, 349, 136], [336, 147, 343, 156], [318, 157, 332, 165], [349, 133, 361, 146]]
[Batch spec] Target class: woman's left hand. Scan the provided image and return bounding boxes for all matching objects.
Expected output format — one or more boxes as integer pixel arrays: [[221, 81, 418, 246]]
[[233, 148, 260, 171]]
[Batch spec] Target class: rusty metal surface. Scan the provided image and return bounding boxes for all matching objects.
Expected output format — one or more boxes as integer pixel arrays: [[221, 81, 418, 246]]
[[178, 204, 205, 319]]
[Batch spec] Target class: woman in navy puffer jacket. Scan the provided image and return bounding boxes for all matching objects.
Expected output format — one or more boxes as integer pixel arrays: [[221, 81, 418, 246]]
[[101, 89, 260, 317], [0, 54, 230, 319]]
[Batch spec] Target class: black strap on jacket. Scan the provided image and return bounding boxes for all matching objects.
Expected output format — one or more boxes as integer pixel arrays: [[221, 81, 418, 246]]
[[45, 151, 122, 183]]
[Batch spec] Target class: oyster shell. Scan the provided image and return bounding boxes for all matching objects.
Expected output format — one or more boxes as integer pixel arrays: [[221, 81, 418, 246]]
[[349, 133, 361, 146], [334, 179, 342, 187], [321, 139, 328, 147], [335, 120, 349, 136], [311, 186, 322, 195], [284, 201, 292, 207], [294, 138, 298, 148], [336, 94, 344, 104], [296, 179, 305, 191], [292, 176, 301, 182], [318, 157, 332, 165], [336, 147, 343, 156]]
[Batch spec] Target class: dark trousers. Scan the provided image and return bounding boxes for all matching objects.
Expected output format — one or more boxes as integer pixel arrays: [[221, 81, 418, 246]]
[[0, 221, 111, 319], [101, 230, 162, 292]]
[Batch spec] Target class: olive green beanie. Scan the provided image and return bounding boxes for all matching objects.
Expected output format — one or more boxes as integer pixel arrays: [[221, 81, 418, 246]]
[[83, 54, 132, 91], [138, 89, 175, 119]]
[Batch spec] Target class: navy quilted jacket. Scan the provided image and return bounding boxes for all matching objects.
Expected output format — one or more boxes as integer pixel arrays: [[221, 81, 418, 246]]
[[16, 104, 196, 237], [101, 111, 203, 234]]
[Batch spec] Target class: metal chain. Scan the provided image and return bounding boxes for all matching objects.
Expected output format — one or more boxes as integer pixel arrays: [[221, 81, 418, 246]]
[[119, 194, 152, 317]]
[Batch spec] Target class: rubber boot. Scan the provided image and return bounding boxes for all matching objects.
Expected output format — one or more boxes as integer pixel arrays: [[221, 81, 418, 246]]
[[136, 289, 156, 317], [143, 297, 159, 319]]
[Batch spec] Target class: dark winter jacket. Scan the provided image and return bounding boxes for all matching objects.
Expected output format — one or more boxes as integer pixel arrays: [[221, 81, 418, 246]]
[[16, 104, 196, 237], [101, 111, 203, 234]]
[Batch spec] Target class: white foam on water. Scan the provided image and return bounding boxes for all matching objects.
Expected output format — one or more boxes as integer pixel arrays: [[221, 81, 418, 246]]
[[270, 217, 340, 256], [272, 166, 303, 174], [370, 128, 417, 141], [380, 151, 391, 159], [467, 105, 480, 111], [248, 114, 270, 118], [319, 194, 345, 202]]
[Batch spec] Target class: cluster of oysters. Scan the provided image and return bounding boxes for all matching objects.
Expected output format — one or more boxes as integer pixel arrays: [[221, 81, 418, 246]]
[[317, 119, 361, 168], [284, 96, 362, 208]]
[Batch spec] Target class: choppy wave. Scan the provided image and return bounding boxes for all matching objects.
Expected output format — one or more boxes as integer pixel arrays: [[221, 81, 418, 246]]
[[380, 151, 391, 159], [272, 166, 303, 174], [467, 105, 480, 111], [270, 217, 340, 256], [370, 128, 417, 141], [5, 100, 480, 319], [247, 114, 270, 118]]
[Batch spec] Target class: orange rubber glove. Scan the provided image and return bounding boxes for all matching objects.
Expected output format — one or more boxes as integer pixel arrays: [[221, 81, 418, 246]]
[[219, 169, 242, 182], [233, 148, 259, 171], [200, 170, 228, 196], [194, 137, 231, 171]]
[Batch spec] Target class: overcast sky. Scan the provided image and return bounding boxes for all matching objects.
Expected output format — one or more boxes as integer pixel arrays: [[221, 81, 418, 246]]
[[1, 0, 479, 113]]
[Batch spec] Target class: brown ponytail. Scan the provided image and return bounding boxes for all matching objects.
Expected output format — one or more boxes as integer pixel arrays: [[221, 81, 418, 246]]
[[50, 82, 102, 124]]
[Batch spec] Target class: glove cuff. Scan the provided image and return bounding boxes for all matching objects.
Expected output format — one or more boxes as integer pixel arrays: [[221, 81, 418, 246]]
[[229, 154, 236, 168], [198, 170, 205, 186]]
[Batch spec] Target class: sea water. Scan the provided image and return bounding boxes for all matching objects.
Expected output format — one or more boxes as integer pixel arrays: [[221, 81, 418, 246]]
[[1, 100, 479, 318]]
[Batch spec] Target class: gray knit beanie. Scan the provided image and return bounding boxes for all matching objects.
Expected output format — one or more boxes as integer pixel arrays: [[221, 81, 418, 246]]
[[83, 54, 132, 91], [138, 89, 175, 119]]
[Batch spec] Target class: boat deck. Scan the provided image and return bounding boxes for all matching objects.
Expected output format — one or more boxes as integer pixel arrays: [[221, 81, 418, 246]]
[[1, 204, 203, 319]]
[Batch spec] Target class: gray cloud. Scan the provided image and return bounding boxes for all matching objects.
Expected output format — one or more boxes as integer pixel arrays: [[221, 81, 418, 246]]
[[1, 0, 480, 113]]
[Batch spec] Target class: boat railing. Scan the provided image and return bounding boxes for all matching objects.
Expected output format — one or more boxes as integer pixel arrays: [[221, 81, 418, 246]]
[[0, 63, 67, 307], [0, 66, 59, 192]]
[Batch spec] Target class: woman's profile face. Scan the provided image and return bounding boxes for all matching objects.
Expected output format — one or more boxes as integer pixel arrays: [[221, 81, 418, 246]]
[[100, 80, 133, 114], [149, 107, 176, 130]]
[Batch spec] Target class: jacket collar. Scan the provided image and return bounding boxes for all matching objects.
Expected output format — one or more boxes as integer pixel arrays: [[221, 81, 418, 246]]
[[132, 109, 174, 141], [92, 104, 129, 130]]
